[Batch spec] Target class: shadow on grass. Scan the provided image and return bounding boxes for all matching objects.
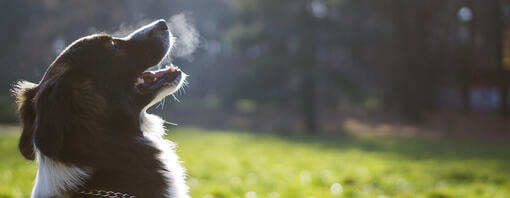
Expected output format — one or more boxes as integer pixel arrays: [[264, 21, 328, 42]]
[[185, 126, 510, 163], [273, 132, 510, 161]]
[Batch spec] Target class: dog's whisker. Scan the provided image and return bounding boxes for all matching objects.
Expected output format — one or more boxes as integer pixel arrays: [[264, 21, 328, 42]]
[[160, 97, 166, 109], [171, 94, 181, 103], [155, 100, 162, 109], [175, 88, 182, 96], [182, 83, 188, 93], [181, 87, 187, 95], [164, 120, 178, 126]]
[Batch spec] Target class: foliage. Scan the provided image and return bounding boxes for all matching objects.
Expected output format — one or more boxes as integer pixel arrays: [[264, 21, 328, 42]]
[[1, 0, 508, 126], [1, 128, 510, 197], [0, 95, 17, 124]]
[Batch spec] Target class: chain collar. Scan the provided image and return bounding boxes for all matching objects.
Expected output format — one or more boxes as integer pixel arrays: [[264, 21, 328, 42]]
[[76, 189, 135, 198]]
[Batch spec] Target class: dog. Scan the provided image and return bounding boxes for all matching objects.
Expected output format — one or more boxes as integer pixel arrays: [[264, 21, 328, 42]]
[[13, 20, 189, 198]]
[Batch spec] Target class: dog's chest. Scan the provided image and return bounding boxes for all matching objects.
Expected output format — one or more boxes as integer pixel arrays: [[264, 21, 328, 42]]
[[30, 113, 189, 198]]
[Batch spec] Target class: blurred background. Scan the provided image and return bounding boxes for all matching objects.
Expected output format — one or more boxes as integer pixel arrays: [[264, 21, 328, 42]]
[[1, 0, 510, 197], [1, 0, 510, 137]]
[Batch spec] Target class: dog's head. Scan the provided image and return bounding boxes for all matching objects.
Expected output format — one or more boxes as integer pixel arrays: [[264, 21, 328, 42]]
[[14, 20, 186, 160]]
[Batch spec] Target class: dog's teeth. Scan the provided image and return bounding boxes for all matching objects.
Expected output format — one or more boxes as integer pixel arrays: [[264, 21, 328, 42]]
[[136, 77, 144, 85]]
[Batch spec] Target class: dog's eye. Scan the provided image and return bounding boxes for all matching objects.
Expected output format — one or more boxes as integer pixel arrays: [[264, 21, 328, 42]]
[[110, 40, 119, 50]]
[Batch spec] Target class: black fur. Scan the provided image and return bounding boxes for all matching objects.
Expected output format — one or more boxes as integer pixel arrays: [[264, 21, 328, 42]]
[[15, 20, 176, 197]]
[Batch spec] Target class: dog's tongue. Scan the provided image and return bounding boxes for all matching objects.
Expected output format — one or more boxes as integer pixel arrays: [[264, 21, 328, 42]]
[[140, 65, 178, 83], [135, 65, 181, 94], [141, 72, 155, 83]]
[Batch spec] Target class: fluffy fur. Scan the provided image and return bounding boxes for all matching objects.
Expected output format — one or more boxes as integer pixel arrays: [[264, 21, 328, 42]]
[[14, 20, 189, 198]]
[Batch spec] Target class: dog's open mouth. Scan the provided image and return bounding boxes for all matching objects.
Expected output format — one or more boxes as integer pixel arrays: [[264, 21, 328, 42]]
[[135, 64, 182, 94]]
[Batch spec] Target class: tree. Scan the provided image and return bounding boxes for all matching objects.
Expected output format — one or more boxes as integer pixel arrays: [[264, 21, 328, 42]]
[[488, 0, 510, 117]]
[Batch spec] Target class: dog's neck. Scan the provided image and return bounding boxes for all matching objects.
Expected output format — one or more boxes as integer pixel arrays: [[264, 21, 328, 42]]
[[139, 111, 190, 198]]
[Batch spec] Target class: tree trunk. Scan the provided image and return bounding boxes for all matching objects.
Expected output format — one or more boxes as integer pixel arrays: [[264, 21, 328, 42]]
[[299, 31, 319, 135], [302, 74, 318, 134], [488, 0, 509, 117], [299, 2, 319, 135], [393, 0, 435, 121]]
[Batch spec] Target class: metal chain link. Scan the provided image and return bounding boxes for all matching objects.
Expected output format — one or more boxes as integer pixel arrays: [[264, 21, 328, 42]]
[[76, 189, 135, 198]]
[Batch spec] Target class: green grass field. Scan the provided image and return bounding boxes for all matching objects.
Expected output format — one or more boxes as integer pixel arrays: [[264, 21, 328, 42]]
[[1, 127, 510, 198]]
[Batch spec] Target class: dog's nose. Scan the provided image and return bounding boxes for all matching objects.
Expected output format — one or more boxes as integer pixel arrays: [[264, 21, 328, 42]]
[[154, 19, 168, 31], [125, 19, 170, 41]]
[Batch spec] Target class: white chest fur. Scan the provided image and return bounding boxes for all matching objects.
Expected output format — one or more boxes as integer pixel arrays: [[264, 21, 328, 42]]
[[31, 154, 89, 198], [140, 112, 190, 198]]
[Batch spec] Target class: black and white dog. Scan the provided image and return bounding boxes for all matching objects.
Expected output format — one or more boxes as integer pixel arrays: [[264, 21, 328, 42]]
[[14, 20, 189, 197]]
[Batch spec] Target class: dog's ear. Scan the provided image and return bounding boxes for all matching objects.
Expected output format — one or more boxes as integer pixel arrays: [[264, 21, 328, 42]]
[[32, 76, 72, 159], [13, 81, 39, 160]]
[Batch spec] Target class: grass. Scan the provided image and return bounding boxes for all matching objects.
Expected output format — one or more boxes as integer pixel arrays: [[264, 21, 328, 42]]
[[1, 127, 510, 198]]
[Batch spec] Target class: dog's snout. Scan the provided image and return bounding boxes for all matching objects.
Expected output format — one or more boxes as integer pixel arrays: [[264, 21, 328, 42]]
[[154, 20, 168, 31], [148, 20, 168, 38], [125, 19, 169, 40]]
